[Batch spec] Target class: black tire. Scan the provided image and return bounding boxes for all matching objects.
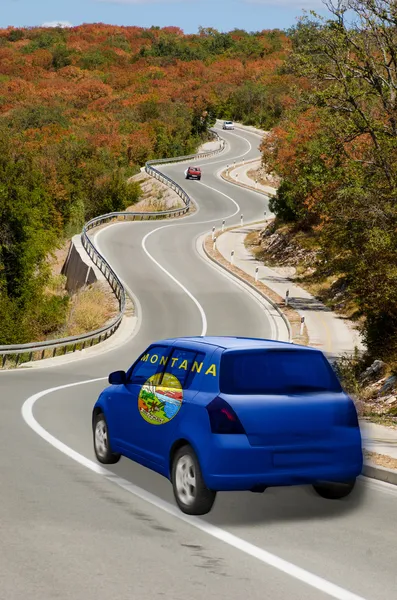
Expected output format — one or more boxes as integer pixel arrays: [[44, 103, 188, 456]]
[[313, 479, 356, 499], [198, 177, 201, 181], [171, 445, 216, 515], [93, 412, 121, 464]]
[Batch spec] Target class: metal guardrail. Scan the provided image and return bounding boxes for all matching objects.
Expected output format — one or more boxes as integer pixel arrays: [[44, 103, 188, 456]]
[[0, 129, 226, 369]]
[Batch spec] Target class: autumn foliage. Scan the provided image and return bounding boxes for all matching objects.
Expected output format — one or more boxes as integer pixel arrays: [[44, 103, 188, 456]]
[[0, 24, 291, 344], [264, 2, 397, 363]]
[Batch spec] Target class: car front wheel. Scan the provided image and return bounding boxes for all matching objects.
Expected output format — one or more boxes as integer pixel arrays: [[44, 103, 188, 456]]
[[93, 412, 121, 464], [171, 445, 216, 515], [313, 479, 356, 499]]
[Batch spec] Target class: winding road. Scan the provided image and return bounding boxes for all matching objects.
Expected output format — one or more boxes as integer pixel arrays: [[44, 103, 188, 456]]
[[1, 123, 396, 600]]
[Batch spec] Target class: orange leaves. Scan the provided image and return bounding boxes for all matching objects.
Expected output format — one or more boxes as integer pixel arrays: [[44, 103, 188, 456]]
[[72, 79, 113, 108], [1, 23, 293, 178], [127, 127, 156, 164], [343, 133, 373, 162]]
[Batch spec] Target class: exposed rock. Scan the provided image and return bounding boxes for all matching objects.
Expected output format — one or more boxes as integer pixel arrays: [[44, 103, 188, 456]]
[[359, 360, 387, 383], [379, 375, 397, 396], [258, 227, 319, 269]]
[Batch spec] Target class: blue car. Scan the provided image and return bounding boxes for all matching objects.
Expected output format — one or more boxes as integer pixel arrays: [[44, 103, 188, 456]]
[[92, 336, 363, 515]]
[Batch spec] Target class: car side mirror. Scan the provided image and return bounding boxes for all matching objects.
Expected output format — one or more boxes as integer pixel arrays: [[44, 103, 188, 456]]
[[108, 370, 126, 385]]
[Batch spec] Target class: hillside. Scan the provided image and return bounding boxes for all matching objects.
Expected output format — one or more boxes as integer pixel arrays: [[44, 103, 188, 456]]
[[259, 3, 397, 369], [0, 24, 294, 345]]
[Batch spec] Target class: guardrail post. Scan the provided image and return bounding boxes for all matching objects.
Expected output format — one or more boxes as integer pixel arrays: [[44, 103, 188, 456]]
[[2, 355, 6, 368]]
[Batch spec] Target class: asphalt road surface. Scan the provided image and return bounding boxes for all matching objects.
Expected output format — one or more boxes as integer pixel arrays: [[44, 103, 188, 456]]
[[1, 123, 396, 600]]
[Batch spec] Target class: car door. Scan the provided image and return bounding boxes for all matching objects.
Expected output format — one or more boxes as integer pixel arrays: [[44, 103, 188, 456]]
[[133, 346, 206, 471], [114, 345, 172, 462]]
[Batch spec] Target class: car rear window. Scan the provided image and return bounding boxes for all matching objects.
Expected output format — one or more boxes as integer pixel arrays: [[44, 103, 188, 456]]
[[219, 349, 342, 395]]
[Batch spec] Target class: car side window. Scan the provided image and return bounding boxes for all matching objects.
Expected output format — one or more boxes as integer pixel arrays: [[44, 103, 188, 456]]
[[128, 346, 170, 385], [164, 348, 206, 389]]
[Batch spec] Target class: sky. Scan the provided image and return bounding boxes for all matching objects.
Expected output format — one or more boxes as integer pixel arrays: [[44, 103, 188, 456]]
[[1, 0, 332, 34]]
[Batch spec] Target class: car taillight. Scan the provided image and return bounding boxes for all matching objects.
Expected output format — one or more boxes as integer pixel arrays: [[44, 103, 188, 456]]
[[335, 401, 359, 427], [206, 397, 246, 434]]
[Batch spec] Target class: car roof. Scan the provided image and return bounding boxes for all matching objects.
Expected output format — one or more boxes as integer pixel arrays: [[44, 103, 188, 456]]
[[156, 336, 320, 353], [189, 166, 201, 169]]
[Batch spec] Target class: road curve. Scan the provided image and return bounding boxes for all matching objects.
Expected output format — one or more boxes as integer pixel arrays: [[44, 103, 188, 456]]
[[1, 124, 396, 600]]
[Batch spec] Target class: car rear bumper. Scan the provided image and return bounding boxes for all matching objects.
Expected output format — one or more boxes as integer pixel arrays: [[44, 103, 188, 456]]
[[201, 434, 363, 491]]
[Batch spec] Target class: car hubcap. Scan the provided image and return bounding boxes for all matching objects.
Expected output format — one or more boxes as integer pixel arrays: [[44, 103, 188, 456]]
[[95, 420, 108, 458], [175, 455, 196, 505]]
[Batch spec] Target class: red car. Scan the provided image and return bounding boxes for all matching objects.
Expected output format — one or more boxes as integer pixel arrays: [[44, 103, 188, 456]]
[[186, 166, 201, 180]]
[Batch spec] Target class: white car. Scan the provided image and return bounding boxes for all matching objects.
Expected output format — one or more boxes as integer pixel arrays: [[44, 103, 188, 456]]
[[222, 121, 234, 130]]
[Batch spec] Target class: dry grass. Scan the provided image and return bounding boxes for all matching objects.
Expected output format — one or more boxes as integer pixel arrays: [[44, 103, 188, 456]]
[[246, 166, 280, 188], [47, 240, 72, 276], [221, 168, 272, 197], [364, 450, 397, 470], [127, 171, 196, 215], [204, 232, 309, 345], [62, 281, 119, 337]]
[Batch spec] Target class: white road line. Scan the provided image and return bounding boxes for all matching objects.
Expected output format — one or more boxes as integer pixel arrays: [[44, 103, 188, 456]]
[[141, 225, 208, 336], [95, 182, 243, 339], [194, 233, 281, 342], [22, 378, 368, 600]]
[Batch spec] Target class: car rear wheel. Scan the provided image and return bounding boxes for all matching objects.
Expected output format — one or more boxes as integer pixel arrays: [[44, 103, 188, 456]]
[[171, 445, 216, 515], [312, 479, 356, 499], [93, 412, 121, 464]]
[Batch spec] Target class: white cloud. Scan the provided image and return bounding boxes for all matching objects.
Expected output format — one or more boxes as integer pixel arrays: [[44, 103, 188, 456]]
[[41, 21, 73, 28]]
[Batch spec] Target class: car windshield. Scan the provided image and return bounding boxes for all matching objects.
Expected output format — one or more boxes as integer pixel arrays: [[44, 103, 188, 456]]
[[219, 349, 342, 395]]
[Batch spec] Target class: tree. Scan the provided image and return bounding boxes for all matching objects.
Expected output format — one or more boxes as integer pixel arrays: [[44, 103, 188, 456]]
[[267, 0, 397, 361]]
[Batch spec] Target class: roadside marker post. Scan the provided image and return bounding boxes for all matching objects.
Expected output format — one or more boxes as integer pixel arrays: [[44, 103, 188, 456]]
[[300, 316, 305, 336], [231, 250, 235, 265], [212, 226, 216, 240], [285, 289, 289, 306], [255, 266, 259, 282], [222, 219, 225, 232], [213, 236, 217, 250], [240, 214, 244, 226]]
